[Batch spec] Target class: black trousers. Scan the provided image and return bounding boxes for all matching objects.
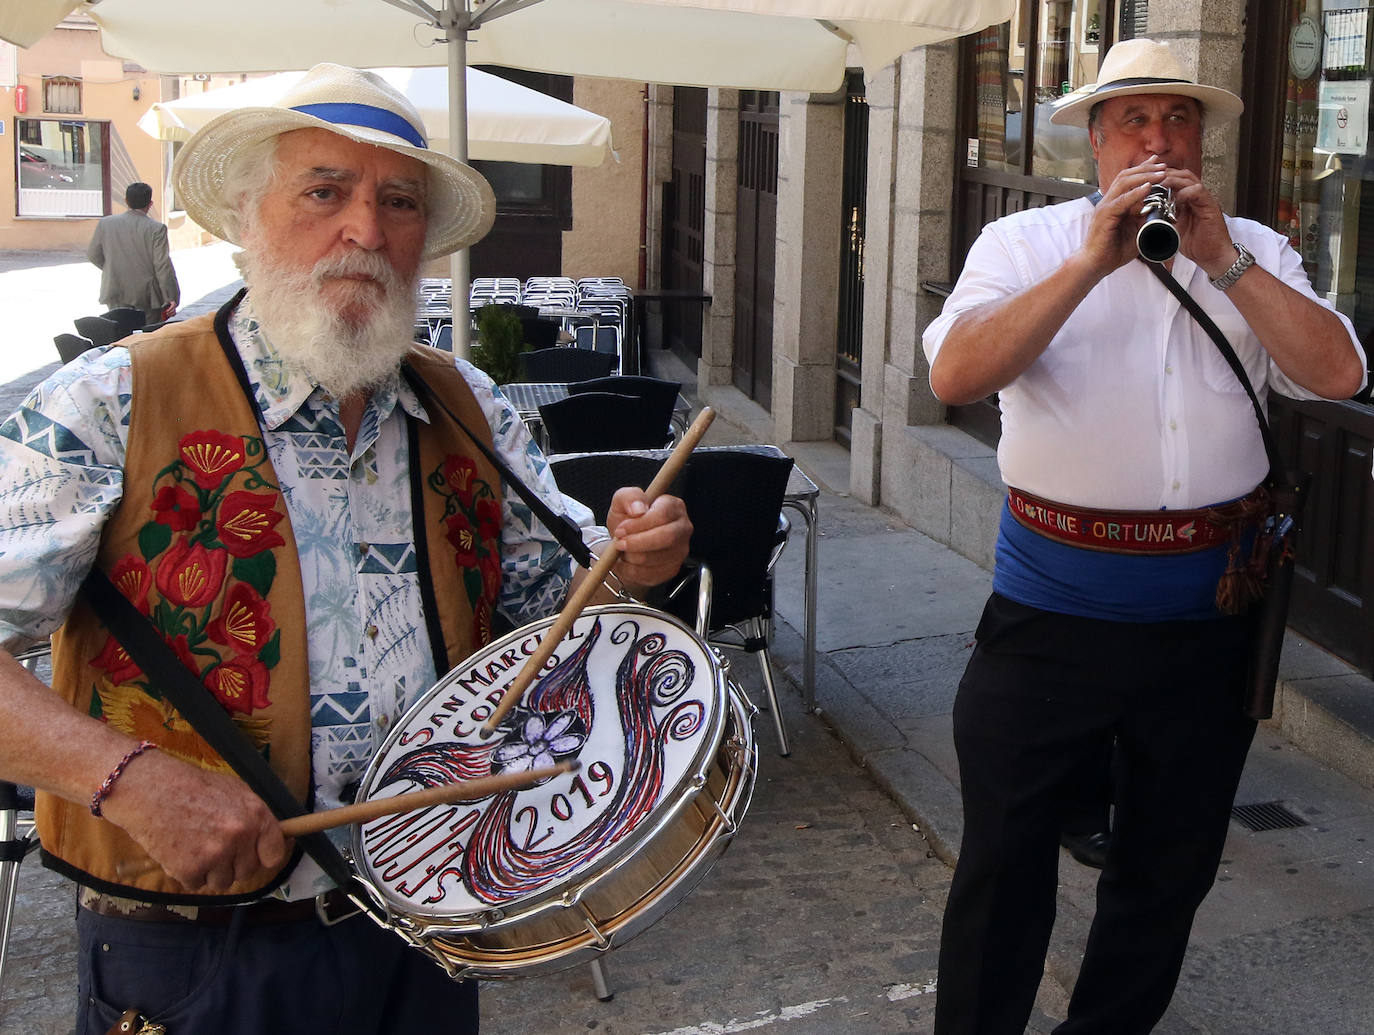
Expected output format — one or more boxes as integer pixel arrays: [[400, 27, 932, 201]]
[[76, 904, 478, 1035], [933, 594, 1256, 1035]]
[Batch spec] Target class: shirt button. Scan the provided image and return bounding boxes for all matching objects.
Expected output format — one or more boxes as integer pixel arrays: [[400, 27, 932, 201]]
[[366, 624, 379, 640], [1169, 420, 1177, 430], [376, 714, 390, 730], [358, 542, 370, 555], [1172, 480, 1182, 491], [1165, 365, 1173, 374]]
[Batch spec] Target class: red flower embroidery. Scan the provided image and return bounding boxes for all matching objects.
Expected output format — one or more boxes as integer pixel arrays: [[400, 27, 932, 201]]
[[155, 538, 227, 608], [151, 485, 202, 531], [207, 583, 276, 655], [442, 456, 478, 502], [92, 634, 141, 685], [206, 657, 271, 715], [216, 491, 286, 558], [475, 497, 502, 541], [473, 597, 492, 647], [444, 512, 479, 566], [110, 556, 152, 615], [179, 431, 246, 490]]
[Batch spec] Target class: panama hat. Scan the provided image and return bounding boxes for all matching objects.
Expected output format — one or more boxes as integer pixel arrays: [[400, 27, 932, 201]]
[[1049, 38, 1244, 128], [173, 63, 495, 260]]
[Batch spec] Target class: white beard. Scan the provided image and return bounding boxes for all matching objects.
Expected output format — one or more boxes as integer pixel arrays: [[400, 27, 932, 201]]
[[238, 242, 419, 399]]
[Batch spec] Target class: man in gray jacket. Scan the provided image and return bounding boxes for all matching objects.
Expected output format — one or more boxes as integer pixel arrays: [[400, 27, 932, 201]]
[[86, 181, 180, 325]]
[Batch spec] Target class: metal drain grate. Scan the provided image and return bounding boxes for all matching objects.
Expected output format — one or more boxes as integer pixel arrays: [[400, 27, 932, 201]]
[[1230, 801, 1308, 832]]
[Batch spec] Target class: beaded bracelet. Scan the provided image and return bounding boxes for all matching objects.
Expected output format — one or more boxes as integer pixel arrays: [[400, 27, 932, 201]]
[[90, 740, 158, 818]]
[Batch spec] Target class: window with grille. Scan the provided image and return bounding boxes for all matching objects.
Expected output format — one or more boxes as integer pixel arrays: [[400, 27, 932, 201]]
[[42, 76, 82, 114]]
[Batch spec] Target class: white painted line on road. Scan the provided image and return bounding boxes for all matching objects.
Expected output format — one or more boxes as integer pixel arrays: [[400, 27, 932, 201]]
[[885, 979, 938, 1001], [646, 998, 847, 1034]]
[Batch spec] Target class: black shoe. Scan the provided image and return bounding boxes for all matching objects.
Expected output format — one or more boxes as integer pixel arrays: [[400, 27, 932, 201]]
[[1060, 830, 1110, 869]]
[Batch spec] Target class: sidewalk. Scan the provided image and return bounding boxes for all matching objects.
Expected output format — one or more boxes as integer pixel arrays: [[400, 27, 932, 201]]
[[692, 394, 1374, 1032]]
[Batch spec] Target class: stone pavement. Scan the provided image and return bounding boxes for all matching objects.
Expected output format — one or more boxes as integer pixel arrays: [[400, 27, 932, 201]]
[[2, 252, 1374, 1031]]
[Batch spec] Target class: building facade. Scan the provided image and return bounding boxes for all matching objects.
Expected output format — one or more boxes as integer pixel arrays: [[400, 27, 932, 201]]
[[0, 18, 187, 252], [654, 0, 1374, 681]]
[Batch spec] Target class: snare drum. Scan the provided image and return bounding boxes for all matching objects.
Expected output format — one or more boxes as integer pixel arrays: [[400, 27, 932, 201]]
[[349, 604, 757, 979]]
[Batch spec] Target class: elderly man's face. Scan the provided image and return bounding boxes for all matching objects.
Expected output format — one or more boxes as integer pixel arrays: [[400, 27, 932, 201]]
[[252, 128, 429, 322], [1090, 94, 1203, 188]]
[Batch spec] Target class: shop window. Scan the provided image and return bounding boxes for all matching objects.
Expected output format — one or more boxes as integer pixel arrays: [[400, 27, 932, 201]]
[[15, 118, 107, 217], [1265, 2, 1374, 342], [42, 76, 81, 114], [968, 1, 1147, 184]]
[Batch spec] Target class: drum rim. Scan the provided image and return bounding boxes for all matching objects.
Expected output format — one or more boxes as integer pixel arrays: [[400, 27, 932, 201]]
[[410, 685, 759, 978], [349, 603, 731, 923]]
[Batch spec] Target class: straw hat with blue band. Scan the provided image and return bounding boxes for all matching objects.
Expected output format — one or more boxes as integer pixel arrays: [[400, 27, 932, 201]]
[[173, 63, 496, 260], [1049, 38, 1244, 128]]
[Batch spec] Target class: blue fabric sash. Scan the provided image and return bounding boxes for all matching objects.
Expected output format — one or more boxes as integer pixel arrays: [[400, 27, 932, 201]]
[[991, 499, 1240, 623]]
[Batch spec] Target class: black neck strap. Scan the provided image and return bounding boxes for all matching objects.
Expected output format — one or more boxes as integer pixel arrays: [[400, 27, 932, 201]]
[[1084, 190, 1281, 473], [400, 362, 594, 569], [1141, 259, 1282, 474]]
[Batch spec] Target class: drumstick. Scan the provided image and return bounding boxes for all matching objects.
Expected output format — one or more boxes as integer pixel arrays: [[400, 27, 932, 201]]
[[113, 762, 575, 882], [279, 760, 577, 836], [480, 406, 716, 737]]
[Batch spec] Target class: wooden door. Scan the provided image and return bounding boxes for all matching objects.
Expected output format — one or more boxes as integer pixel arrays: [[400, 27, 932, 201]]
[[662, 87, 707, 366]]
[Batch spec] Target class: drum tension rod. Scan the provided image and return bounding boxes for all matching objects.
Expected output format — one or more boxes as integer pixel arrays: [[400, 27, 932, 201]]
[[575, 902, 612, 950], [708, 796, 737, 834]]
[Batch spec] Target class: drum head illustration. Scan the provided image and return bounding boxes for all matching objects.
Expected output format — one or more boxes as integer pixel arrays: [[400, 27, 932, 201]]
[[352, 605, 728, 923]]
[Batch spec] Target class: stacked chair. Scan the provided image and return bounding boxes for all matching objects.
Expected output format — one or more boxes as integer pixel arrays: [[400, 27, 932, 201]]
[[520, 277, 578, 311]]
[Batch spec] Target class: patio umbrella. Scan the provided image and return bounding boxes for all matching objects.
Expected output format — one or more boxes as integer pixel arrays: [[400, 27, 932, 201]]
[[1, 0, 1015, 353], [138, 66, 614, 168]]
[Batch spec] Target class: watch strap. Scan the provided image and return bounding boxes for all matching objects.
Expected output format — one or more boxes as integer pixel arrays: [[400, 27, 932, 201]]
[[1209, 242, 1255, 292]]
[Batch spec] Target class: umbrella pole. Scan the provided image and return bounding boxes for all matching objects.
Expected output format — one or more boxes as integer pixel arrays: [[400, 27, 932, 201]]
[[445, 0, 472, 359]]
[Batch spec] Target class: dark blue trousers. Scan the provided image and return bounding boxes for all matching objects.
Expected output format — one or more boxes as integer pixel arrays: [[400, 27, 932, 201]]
[[933, 594, 1256, 1035], [76, 904, 478, 1034]]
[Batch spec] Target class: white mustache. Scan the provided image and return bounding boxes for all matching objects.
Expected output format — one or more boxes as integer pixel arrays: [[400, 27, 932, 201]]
[[312, 251, 401, 291]]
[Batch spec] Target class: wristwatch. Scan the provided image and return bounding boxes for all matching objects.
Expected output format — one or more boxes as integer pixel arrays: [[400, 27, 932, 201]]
[[1209, 242, 1255, 292]]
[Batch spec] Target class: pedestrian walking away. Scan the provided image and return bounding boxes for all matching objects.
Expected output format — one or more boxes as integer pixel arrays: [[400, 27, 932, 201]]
[[922, 37, 1367, 1035], [86, 181, 181, 326], [0, 63, 693, 1035]]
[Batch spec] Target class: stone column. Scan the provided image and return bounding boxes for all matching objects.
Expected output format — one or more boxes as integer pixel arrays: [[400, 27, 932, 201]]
[[1145, 0, 1246, 210], [643, 84, 674, 291], [772, 87, 846, 442], [850, 64, 898, 505]]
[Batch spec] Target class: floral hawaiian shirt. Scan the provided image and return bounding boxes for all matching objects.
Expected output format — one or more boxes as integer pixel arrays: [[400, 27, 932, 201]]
[[0, 296, 607, 896]]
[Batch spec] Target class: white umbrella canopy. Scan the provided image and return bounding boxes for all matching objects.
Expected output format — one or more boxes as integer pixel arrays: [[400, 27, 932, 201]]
[[1, 0, 1016, 92], [1, 0, 1014, 356], [137, 66, 614, 167]]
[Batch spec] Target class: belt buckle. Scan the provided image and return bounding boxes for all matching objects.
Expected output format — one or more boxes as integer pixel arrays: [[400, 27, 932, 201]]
[[314, 889, 361, 926]]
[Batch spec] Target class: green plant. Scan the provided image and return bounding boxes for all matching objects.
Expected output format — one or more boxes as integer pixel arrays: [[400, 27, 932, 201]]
[[471, 304, 528, 385]]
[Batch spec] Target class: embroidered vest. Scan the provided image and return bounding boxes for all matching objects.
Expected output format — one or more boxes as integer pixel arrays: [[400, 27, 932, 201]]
[[39, 306, 503, 902]]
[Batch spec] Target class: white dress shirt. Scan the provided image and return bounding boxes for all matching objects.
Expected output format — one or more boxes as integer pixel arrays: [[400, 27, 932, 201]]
[[923, 197, 1365, 510]]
